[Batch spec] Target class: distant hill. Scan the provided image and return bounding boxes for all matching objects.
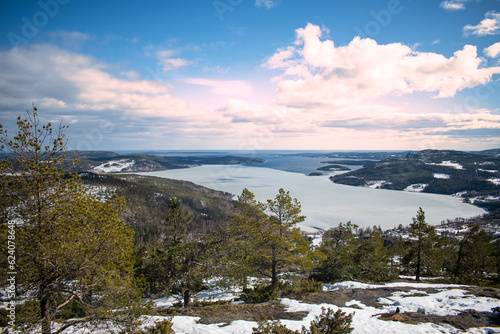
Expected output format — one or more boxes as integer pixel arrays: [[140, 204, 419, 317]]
[[475, 148, 500, 157], [285, 151, 410, 160], [63, 151, 264, 173], [330, 149, 500, 211]]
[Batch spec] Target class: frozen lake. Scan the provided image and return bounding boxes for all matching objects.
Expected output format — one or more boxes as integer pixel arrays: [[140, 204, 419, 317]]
[[139, 165, 485, 232]]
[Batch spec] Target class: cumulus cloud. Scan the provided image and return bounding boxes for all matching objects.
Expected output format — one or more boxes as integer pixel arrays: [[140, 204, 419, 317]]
[[253, 23, 500, 148], [484, 42, 500, 58], [463, 11, 500, 36], [264, 23, 500, 106]]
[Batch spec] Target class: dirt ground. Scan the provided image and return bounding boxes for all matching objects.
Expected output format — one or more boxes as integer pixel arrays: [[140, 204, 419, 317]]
[[155, 300, 308, 325], [153, 286, 500, 330]]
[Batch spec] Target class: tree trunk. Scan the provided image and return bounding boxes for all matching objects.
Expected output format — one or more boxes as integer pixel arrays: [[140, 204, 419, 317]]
[[271, 260, 277, 285], [415, 239, 421, 281], [183, 289, 190, 308], [40, 283, 51, 334], [454, 242, 465, 277]]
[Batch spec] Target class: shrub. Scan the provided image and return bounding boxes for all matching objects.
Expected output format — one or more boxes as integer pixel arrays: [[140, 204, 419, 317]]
[[285, 279, 323, 295], [241, 279, 323, 303], [307, 308, 354, 334], [253, 317, 299, 334], [129, 318, 175, 334], [240, 283, 281, 303], [252, 308, 354, 334]]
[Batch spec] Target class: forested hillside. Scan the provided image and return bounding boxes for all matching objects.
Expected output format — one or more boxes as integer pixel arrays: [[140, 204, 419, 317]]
[[62, 151, 264, 173], [331, 149, 500, 212], [80, 172, 235, 244]]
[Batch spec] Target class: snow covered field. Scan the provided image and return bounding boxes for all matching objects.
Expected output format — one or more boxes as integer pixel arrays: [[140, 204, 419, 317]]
[[54, 280, 500, 334]]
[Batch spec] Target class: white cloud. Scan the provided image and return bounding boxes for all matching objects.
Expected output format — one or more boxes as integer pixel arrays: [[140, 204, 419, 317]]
[[431, 39, 440, 45], [0, 44, 240, 149], [463, 11, 500, 36], [484, 42, 500, 58], [1, 37, 498, 151], [255, 0, 276, 9], [156, 50, 192, 72], [264, 23, 500, 106], [247, 23, 500, 148], [440, 1, 466, 11]]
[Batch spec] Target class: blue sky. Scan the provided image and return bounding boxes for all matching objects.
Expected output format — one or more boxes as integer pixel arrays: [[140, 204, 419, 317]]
[[0, 0, 499, 151]]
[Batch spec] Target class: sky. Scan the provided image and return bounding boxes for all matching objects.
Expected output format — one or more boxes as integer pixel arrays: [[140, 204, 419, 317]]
[[0, 0, 499, 151]]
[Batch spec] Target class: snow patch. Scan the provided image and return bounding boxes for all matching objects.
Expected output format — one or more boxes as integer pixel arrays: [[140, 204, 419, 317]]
[[93, 159, 135, 173], [16, 280, 500, 334], [378, 288, 499, 316], [403, 184, 428, 192], [487, 178, 500, 185], [478, 169, 499, 173], [426, 161, 465, 170], [366, 180, 391, 189], [434, 173, 450, 179], [322, 281, 467, 291]]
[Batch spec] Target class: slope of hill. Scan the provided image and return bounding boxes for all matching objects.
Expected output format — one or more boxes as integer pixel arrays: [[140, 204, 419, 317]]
[[81, 172, 235, 244], [330, 149, 500, 211]]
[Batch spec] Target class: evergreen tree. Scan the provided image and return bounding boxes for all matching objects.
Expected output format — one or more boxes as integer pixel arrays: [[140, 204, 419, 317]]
[[265, 188, 311, 285], [451, 223, 494, 283], [218, 188, 322, 288], [317, 223, 394, 282], [355, 230, 394, 281], [404, 208, 440, 281], [0, 108, 144, 334], [316, 222, 359, 281], [136, 199, 204, 307]]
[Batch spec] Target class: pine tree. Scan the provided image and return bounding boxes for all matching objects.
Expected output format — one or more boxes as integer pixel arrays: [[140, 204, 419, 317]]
[[0, 108, 144, 333], [355, 230, 394, 281], [451, 223, 494, 283], [136, 198, 204, 306], [218, 188, 322, 289], [316, 222, 359, 281], [404, 208, 440, 281]]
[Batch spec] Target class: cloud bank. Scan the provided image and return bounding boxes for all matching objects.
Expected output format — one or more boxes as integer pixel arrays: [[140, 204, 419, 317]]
[[1, 24, 499, 151]]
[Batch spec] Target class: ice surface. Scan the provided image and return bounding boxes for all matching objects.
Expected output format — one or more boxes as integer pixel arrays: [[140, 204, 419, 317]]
[[139, 166, 484, 231]]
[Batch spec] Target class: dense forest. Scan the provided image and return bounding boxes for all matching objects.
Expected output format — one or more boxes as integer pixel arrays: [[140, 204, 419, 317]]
[[1, 109, 499, 333], [331, 150, 500, 212]]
